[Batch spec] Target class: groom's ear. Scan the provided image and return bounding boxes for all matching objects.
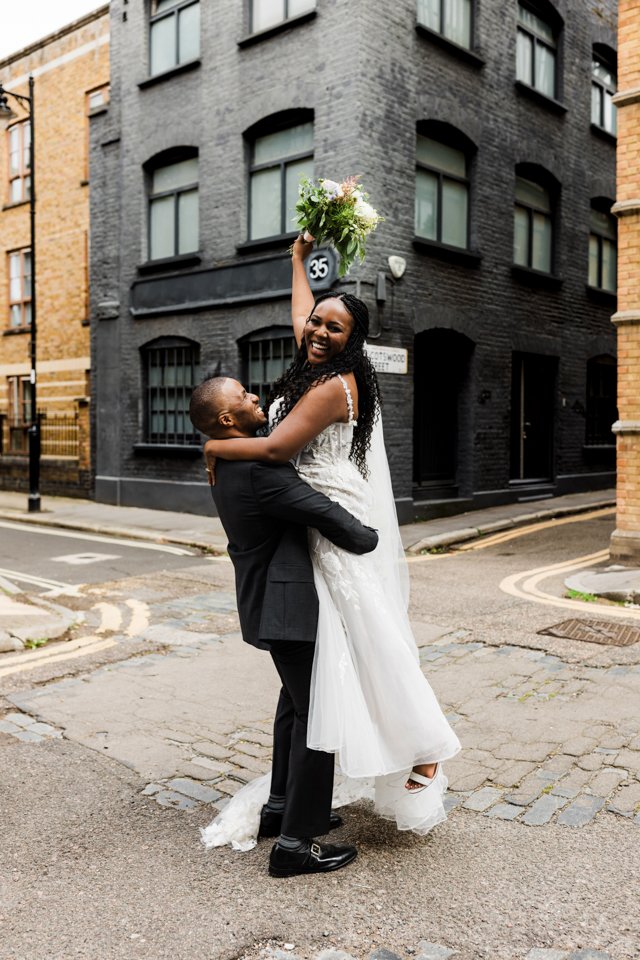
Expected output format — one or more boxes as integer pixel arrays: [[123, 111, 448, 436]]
[[218, 412, 234, 429]]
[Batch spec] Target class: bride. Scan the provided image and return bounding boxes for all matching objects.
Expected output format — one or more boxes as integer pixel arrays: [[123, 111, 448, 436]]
[[201, 235, 460, 851]]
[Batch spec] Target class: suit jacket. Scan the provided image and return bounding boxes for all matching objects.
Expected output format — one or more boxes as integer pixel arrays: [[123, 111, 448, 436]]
[[212, 459, 378, 650]]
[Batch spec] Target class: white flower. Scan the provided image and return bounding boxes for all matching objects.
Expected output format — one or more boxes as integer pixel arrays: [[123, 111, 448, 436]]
[[354, 198, 378, 225], [321, 178, 343, 199]]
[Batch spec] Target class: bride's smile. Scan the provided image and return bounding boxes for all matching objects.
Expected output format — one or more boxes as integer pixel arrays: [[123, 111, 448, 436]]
[[304, 298, 353, 364]]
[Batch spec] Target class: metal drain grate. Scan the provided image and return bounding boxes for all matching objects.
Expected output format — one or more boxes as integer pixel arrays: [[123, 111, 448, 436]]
[[538, 618, 640, 646]]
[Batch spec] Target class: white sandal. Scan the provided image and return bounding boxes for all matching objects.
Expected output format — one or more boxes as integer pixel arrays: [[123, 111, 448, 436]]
[[405, 764, 439, 793]]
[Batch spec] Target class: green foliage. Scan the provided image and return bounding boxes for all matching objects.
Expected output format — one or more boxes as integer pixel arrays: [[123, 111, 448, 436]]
[[293, 176, 383, 277]]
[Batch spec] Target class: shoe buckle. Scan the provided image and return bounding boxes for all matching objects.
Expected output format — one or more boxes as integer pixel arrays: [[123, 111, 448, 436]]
[[310, 842, 321, 857]]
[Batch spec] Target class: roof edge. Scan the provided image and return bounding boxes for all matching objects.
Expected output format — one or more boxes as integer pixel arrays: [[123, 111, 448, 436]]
[[0, 4, 109, 70]]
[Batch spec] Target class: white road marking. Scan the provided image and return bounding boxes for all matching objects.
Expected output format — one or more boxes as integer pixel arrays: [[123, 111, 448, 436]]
[[50, 552, 121, 566], [0, 636, 117, 679], [0, 519, 194, 556], [125, 598, 150, 637], [0, 567, 83, 598], [93, 602, 123, 634]]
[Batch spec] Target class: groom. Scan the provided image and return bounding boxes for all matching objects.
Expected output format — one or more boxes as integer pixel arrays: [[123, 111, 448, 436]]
[[189, 376, 378, 877]]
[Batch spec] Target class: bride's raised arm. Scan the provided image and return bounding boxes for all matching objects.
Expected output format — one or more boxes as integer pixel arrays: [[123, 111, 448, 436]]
[[204, 375, 348, 469], [291, 234, 315, 346]]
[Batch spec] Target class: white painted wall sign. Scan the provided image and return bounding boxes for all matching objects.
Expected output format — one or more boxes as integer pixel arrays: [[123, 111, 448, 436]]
[[365, 344, 408, 374]]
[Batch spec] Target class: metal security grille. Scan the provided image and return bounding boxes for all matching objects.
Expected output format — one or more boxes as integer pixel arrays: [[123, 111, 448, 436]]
[[242, 332, 296, 408], [145, 341, 200, 444], [40, 413, 79, 458], [538, 618, 640, 647]]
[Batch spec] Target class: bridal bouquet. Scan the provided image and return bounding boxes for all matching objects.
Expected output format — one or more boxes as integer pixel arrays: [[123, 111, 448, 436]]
[[294, 176, 383, 276]]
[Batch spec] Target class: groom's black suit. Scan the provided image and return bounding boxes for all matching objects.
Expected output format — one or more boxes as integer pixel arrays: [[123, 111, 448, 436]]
[[212, 458, 378, 838]]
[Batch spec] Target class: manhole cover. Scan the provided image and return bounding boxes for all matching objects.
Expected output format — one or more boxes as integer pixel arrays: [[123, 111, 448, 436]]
[[538, 618, 640, 646]]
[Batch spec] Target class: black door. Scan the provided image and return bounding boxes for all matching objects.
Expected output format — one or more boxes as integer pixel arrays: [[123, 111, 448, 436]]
[[413, 330, 472, 497], [510, 353, 556, 482]]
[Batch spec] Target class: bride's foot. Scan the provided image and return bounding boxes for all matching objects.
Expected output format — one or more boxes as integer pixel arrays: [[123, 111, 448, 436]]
[[405, 763, 438, 791]]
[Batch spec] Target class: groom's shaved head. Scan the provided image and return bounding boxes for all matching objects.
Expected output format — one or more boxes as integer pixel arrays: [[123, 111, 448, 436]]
[[189, 376, 267, 439], [189, 377, 232, 438]]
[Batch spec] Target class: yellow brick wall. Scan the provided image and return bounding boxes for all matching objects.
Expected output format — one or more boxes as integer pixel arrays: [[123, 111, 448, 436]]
[[0, 9, 109, 447], [612, 1, 640, 553]]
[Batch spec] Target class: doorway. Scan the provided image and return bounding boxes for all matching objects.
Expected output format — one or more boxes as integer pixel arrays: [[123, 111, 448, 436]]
[[510, 352, 557, 482]]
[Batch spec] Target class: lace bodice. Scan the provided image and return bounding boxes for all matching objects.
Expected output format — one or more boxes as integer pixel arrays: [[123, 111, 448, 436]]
[[269, 376, 372, 522]]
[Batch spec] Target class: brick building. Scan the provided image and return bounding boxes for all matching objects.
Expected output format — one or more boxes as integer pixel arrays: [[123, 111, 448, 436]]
[[610, 0, 640, 562], [91, 0, 617, 520], [0, 7, 109, 497]]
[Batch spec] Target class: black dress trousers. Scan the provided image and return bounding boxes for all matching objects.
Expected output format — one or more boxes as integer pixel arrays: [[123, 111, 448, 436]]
[[268, 639, 334, 838]]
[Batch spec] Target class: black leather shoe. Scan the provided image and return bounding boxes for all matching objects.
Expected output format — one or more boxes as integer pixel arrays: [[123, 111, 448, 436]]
[[268, 840, 357, 878], [258, 807, 343, 839]]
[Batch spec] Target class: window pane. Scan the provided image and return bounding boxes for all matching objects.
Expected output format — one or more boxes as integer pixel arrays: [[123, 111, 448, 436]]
[[23, 303, 32, 326], [153, 158, 198, 193], [156, 0, 181, 11], [285, 156, 314, 231], [178, 2, 200, 62], [253, 122, 313, 165], [150, 195, 176, 258], [23, 175, 31, 201], [250, 166, 282, 239], [444, 0, 471, 48], [416, 0, 440, 32], [604, 92, 616, 134], [590, 208, 616, 240], [602, 238, 616, 292], [88, 89, 106, 110], [178, 188, 199, 253], [252, 0, 285, 32], [150, 14, 176, 76], [415, 168, 438, 240], [417, 135, 466, 177], [536, 43, 556, 97], [513, 205, 529, 266], [10, 304, 22, 327], [516, 29, 533, 84], [518, 4, 554, 44], [10, 179, 22, 203], [23, 252, 32, 297], [289, 0, 316, 15], [515, 177, 550, 212], [588, 234, 600, 287], [592, 59, 614, 86], [532, 211, 552, 272], [10, 272, 21, 301], [442, 179, 468, 248], [23, 122, 31, 168], [591, 83, 602, 125]]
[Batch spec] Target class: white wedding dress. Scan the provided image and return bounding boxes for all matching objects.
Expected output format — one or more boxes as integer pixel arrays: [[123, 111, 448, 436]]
[[202, 377, 461, 851]]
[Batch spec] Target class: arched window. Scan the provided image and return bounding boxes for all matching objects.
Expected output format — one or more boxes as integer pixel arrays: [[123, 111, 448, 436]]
[[588, 200, 616, 293], [591, 45, 617, 135], [415, 123, 474, 249], [240, 327, 297, 405], [516, 1, 561, 99], [246, 112, 314, 241], [417, 0, 473, 50], [586, 355, 617, 446], [149, 0, 200, 77], [251, 0, 315, 33], [513, 166, 558, 273], [141, 337, 200, 444], [145, 148, 199, 261]]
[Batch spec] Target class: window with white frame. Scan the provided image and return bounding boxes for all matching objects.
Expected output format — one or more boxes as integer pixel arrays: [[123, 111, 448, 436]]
[[251, 0, 316, 33], [516, 2, 558, 99], [142, 338, 200, 444], [417, 0, 472, 49], [513, 176, 553, 273], [248, 121, 313, 240], [7, 120, 30, 204], [591, 55, 617, 135], [150, 0, 200, 76], [8, 249, 32, 327], [148, 154, 199, 260], [415, 134, 470, 249], [588, 205, 616, 293]]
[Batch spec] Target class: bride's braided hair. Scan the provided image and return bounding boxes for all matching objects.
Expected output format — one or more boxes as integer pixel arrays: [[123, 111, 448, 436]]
[[266, 292, 381, 478]]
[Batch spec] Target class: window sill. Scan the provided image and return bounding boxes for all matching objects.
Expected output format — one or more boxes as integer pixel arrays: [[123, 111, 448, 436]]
[[590, 122, 617, 146], [583, 444, 615, 452], [236, 232, 298, 254], [137, 252, 202, 275], [238, 10, 317, 48], [514, 80, 567, 115], [413, 236, 482, 267], [3, 326, 31, 336], [586, 284, 617, 306], [133, 442, 203, 457], [2, 199, 30, 211], [138, 58, 201, 89], [415, 23, 484, 67], [88, 105, 109, 118], [511, 264, 563, 290]]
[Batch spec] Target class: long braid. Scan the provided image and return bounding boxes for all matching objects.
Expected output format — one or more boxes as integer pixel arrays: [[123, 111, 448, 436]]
[[266, 292, 381, 477]]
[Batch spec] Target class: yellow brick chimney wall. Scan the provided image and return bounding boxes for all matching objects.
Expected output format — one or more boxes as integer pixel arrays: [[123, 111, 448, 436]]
[[0, 7, 108, 484], [611, 1, 640, 561]]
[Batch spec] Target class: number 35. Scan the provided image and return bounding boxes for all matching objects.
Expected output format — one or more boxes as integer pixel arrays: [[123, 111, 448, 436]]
[[308, 256, 329, 280]]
